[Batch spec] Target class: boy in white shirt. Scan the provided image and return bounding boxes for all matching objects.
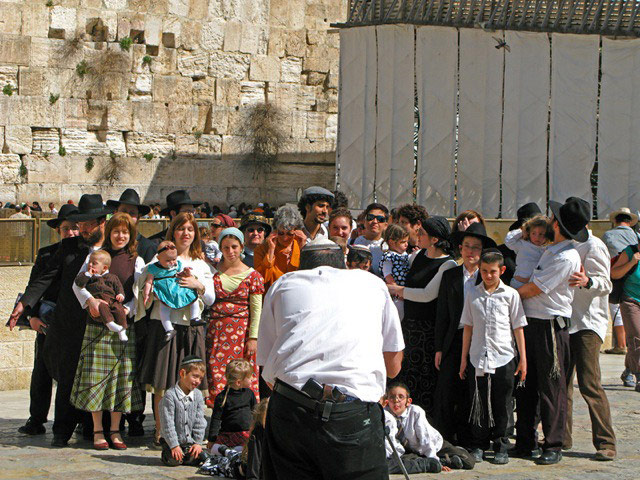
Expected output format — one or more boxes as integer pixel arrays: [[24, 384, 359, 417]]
[[383, 383, 475, 474], [459, 249, 528, 465]]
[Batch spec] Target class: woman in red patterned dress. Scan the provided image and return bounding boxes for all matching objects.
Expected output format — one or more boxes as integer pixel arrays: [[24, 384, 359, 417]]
[[206, 227, 265, 405]]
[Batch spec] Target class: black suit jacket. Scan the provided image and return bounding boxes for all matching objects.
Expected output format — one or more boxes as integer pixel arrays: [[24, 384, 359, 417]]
[[435, 265, 482, 360], [148, 228, 168, 245], [23, 242, 60, 319], [136, 233, 156, 264]]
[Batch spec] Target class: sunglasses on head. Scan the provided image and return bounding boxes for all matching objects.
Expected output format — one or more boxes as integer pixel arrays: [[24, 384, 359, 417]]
[[247, 227, 265, 233], [158, 244, 177, 254], [366, 214, 387, 223]]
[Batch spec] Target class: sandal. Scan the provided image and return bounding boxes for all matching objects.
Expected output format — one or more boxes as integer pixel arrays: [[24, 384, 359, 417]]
[[109, 430, 127, 450], [93, 430, 109, 450]]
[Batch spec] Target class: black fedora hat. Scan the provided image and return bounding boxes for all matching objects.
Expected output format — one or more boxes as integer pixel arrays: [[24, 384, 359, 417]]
[[549, 197, 590, 242], [509, 202, 542, 231], [67, 194, 113, 222], [107, 188, 151, 216], [450, 222, 497, 249], [160, 190, 202, 216], [46, 203, 79, 228]]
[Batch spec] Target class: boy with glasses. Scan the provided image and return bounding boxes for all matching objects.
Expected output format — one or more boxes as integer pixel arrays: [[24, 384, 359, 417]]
[[353, 203, 389, 276]]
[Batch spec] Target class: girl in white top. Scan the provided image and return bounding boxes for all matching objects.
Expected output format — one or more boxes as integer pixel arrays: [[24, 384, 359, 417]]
[[504, 215, 550, 289]]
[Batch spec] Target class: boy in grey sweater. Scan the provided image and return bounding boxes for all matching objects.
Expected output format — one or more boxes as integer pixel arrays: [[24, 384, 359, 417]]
[[159, 355, 208, 466]]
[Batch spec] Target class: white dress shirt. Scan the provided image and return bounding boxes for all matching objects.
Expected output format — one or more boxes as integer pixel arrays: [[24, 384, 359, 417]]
[[353, 236, 385, 276], [383, 404, 443, 459], [505, 229, 546, 288], [403, 255, 458, 303], [569, 232, 612, 342], [460, 280, 527, 375], [522, 240, 581, 319], [458, 266, 479, 329], [257, 267, 404, 403]]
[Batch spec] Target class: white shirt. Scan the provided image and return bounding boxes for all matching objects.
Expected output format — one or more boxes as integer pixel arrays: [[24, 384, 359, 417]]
[[458, 266, 480, 329], [302, 223, 329, 242], [174, 382, 196, 405], [257, 267, 404, 402], [403, 255, 458, 303], [353, 235, 385, 276], [460, 280, 527, 375], [570, 232, 612, 342], [505, 229, 546, 288], [522, 240, 581, 319], [72, 249, 145, 317], [383, 404, 443, 459]]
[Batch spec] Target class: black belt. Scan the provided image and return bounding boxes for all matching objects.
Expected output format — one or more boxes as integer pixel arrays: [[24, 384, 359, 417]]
[[273, 380, 365, 422], [527, 316, 569, 323]]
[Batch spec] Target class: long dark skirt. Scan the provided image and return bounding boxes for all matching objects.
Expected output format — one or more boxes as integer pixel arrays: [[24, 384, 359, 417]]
[[400, 314, 438, 416], [138, 320, 208, 394]]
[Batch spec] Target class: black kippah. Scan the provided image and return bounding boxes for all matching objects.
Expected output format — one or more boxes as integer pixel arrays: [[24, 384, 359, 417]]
[[180, 355, 203, 367]]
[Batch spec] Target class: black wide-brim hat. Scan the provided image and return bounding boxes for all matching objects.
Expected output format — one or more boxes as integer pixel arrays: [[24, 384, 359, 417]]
[[46, 203, 79, 228], [106, 188, 151, 216], [67, 194, 114, 222], [239, 213, 272, 236], [160, 190, 202, 216], [549, 198, 590, 243], [509, 202, 543, 231], [450, 222, 497, 249]]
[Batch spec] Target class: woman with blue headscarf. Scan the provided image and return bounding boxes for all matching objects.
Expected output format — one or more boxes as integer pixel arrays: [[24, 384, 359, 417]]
[[206, 227, 265, 403]]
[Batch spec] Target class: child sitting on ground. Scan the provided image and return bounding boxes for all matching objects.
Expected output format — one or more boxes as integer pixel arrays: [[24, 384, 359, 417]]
[[158, 355, 209, 467], [379, 224, 410, 319], [346, 245, 373, 271], [74, 250, 128, 342], [384, 382, 475, 474], [505, 215, 550, 288], [143, 241, 200, 342], [207, 358, 257, 454], [459, 249, 527, 465], [236, 397, 269, 480]]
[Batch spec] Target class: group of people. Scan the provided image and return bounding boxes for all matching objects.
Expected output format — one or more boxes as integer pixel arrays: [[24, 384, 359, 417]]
[[6, 184, 628, 479]]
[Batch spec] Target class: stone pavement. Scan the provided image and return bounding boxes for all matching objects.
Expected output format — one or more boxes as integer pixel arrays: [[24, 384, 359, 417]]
[[0, 354, 638, 479]]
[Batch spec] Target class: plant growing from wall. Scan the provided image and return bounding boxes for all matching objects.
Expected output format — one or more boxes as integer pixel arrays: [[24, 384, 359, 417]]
[[238, 103, 287, 177], [142, 55, 152, 66], [46, 0, 53, 7], [119, 37, 133, 51], [76, 60, 89, 77], [85, 156, 94, 172], [49, 93, 60, 104], [143, 153, 154, 162], [19, 161, 28, 179], [100, 151, 124, 186], [193, 130, 203, 140], [3, 84, 15, 96], [58, 146, 66, 157]]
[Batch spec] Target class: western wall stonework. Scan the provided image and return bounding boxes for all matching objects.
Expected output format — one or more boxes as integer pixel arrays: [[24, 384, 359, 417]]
[[0, 0, 343, 207]]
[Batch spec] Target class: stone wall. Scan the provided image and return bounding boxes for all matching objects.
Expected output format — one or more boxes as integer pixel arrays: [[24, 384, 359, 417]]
[[0, 0, 343, 207]]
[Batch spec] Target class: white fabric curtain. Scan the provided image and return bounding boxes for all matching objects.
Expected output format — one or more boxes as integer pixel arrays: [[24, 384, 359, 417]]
[[597, 37, 640, 217], [457, 29, 504, 218], [501, 31, 550, 218], [337, 27, 377, 209], [415, 26, 457, 216], [549, 34, 599, 205], [375, 25, 415, 208]]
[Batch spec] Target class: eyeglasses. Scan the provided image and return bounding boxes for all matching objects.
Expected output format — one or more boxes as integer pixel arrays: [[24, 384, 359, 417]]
[[366, 214, 388, 223], [461, 243, 483, 252], [247, 227, 265, 233], [210, 223, 223, 229], [387, 394, 407, 401]]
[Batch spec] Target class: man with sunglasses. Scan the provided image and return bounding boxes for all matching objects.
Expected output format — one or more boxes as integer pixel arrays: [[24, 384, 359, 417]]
[[354, 203, 390, 276], [297, 186, 334, 243], [239, 213, 272, 268]]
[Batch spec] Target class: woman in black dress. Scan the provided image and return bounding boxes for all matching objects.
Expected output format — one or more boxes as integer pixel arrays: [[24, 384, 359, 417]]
[[388, 216, 457, 415]]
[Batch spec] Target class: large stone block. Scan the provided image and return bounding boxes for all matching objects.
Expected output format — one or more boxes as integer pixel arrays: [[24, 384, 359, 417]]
[[133, 73, 152, 95], [4, 126, 32, 154], [175, 134, 198, 155], [104, 0, 128, 9], [86, 131, 127, 156], [106, 101, 133, 131], [273, 83, 300, 111], [281, 57, 302, 83], [87, 100, 108, 130], [269, 0, 306, 29], [177, 51, 208, 78], [17, 67, 45, 97], [8, 97, 64, 128], [240, 25, 267, 55], [249, 55, 280, 83], [180, 20, 202, 51], [132, 102, 168, 133], [0, 154, 21, 183], [0, 4, 23, 35], [125, 132, 176, 156], [215, 79, 241, 105], [167, 103, 198, 133], [198, 134, 222, 155], [145, 15, 163, 46], [169, 0, 190, 17], [22, 4, 48, 38], [209, 52, 249, 80], [191, 77, 216, 105], [306, 112, 326, 140], [267, 27, 286, 58], [290, 110, 307, 139], [285, 30, 306, 57], [31, 128, 60, 155], [64, 99, 88, 129], [150, 46, 178, 75], [326, 113, 337, 140], [0, 65, 18, 91], [50, 6, 77, 38], [240, 81, 265, 106], [0, 35, 30, 65], [206, 106, 228, 135], [223, 22, 242, 52], [201, 19, 224, 51], [153, 75, 192, 103], [61, 128, 88, 154]]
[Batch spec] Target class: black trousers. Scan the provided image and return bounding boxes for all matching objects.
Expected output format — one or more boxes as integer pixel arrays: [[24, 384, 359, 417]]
[[515, 318, 570, 452], [28, 333, 53, 425], [468, 359, 516, 452], [387, 453, 440, 474], [433, 331, 471, 447], [263, 385, 388, 480], [161, 439, 208, 466], [125, 319, 150, 426], [438, 440, 476, 469]]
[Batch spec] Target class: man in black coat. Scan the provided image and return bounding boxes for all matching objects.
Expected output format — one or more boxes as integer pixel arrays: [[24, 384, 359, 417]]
[[433, 223, 496, 447], [9, 194, 111, 447], [148, 190, 201, 244], [9, 204, 79, 435]]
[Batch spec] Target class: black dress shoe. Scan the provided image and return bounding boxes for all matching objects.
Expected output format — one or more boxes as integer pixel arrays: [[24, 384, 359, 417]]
[[493, 452, 509, 464], [535, 450, 562, 465], [18, 420, 46, 435], [51, 436, 69, 448], [511, 447, 542, 459], [128, 420, 145, 437], [470, 448, 484, 462], [164, 329, 177, 342]]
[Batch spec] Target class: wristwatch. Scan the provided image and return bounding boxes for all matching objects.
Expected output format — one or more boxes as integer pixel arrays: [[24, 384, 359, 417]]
[[585, 277, 593, 289]]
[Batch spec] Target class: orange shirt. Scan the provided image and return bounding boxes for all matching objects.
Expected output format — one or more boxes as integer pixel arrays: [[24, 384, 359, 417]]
[[254, 240, 301, 291]]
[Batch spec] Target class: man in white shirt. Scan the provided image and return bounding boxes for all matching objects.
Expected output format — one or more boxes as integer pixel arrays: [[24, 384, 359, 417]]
[[353, 203, 389, 276], [515, 198, 590, 465], [258, 240, 404, 479], [564, 229, 616, 460]]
